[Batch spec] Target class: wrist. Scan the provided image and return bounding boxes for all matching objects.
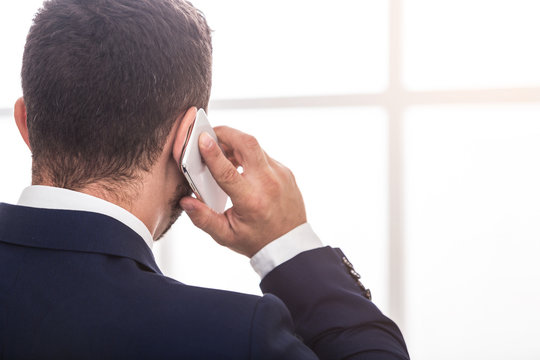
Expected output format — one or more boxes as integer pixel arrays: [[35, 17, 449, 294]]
[[250, 223, 324, 279]]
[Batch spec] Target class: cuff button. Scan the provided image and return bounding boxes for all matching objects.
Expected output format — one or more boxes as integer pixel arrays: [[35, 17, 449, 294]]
[[341, 256, 372, 300]]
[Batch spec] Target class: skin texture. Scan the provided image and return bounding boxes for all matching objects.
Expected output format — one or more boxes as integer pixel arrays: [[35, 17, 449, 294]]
[[15, 98, 307, 256]]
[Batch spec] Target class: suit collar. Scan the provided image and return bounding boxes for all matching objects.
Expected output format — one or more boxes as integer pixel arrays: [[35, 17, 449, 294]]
[[0, 203, 162, 274], [17, 185, 154, 250]]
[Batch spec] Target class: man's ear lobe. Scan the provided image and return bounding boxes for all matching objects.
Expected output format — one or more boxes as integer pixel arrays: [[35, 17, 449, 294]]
[[14, 97, 31, 150], [171, 106, 198, 164]]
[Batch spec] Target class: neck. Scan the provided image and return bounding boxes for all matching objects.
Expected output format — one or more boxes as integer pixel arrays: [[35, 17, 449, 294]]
[[32, 175, 169, 241], [30, 120, 184, 241]]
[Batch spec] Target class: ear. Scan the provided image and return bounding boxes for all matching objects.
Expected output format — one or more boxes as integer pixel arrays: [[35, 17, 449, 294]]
[[14, 97, 31, 150], [171, 106, 198, 165]]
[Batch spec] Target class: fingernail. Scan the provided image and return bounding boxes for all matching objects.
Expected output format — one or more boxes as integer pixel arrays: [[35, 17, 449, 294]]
[[200, 132, 214, 149], [182, 201, 195, 212]]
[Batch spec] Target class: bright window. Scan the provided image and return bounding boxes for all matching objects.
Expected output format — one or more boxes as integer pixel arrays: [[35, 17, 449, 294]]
[[404, 105, 540, 359], [196, 0, 389, 98], [1, 1, 540, 359], [403, 0, 540, 90]]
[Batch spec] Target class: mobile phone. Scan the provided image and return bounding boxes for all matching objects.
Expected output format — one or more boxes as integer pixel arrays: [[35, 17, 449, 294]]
[[179, 109, 228, 213]]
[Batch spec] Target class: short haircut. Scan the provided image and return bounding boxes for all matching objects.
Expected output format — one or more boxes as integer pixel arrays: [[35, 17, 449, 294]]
[[22, 0, 212, 190]]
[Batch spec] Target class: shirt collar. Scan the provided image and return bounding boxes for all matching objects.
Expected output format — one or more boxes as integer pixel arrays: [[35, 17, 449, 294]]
[[17, 185, 154, 250]]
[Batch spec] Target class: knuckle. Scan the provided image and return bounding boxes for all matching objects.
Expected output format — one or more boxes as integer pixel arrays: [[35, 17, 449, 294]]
[[273, 160, 290, 176], [275, 163, 297, 186], [277, 163, 291, 176], [286, 167, 296, 182], [249, 196, 269, 214], [220, 165, 238, 184], [264, 172, 281, 195], [212, 235, 227, 247], [213, 126, 227, 140], [243, 134, 260, 150], [266, 180, 280, 196]]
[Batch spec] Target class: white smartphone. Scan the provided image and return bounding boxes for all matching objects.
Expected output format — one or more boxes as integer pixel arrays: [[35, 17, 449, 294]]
[[179, 109, 228, 213]]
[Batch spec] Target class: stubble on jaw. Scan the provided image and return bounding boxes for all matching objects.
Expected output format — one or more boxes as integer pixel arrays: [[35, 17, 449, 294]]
[[155, 176, 193, 241]]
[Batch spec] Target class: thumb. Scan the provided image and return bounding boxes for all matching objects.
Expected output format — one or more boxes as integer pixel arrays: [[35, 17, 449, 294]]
[[180, 196, 232, 245]]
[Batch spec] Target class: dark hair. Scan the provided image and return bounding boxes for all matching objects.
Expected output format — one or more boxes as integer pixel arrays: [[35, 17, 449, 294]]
[[22, 0, 212, 190]]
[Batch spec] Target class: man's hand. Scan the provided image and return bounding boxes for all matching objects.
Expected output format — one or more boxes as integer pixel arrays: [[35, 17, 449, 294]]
[[180, 126, 307, 258]]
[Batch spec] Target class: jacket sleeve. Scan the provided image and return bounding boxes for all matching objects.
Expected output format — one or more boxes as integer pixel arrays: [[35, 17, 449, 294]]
[[259, 246, 410, 360], [249, 294, 319, 360]]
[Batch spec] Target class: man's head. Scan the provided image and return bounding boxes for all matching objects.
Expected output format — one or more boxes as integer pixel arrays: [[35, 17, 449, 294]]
[[16, 0, 213, 238], [21, 0, 212, 190]]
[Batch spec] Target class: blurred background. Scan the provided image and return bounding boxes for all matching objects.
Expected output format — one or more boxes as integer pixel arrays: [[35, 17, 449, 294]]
[[1, 1, 540, 359]]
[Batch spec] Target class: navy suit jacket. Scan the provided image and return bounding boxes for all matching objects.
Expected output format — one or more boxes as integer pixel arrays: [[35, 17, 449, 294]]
[[0, 203, 409, 359]]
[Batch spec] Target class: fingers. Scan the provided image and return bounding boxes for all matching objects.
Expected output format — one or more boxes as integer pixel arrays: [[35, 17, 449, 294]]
[[180, 196, 233, 244], [198, 132, 250, 202], [213, 126, 268, 171], [183, 126, 308, 258]]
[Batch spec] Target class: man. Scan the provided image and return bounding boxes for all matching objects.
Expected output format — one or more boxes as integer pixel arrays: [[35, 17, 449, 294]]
[[0, 0, 409, 358]]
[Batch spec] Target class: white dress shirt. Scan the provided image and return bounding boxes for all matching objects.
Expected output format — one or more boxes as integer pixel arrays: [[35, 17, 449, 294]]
[[17, 185, 323, 278]]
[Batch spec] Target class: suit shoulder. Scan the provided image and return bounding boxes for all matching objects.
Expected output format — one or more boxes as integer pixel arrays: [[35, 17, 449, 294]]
[[137, 270, 261, 310], [32, 266, 263, 359], [135, 273, 264, 358]]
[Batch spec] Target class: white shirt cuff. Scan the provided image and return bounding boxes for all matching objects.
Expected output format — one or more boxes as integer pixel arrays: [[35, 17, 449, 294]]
[[250, 223, 324, 279]]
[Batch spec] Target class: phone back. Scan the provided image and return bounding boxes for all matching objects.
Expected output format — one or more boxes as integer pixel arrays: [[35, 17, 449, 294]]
[[180, 109, 228, 213]]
